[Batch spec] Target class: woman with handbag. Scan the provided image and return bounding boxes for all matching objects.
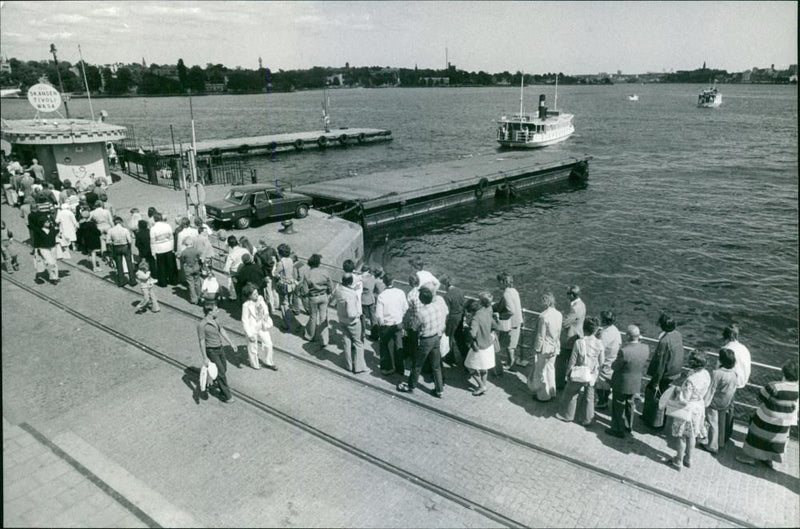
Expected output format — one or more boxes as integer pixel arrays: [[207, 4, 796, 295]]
[[463, 292, 496, 396], [663, 351, 710, 470], [492, 272, 523, 371], [241, 283, 277, 371], [556, 316, 604, 425]]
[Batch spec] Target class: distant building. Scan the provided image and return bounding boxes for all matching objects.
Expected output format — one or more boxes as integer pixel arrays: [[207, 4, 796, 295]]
[[204, 76, 228, 92], [326, 73, 344, 86], [0, 55, 11, 74], [419, 77, 450, 86]]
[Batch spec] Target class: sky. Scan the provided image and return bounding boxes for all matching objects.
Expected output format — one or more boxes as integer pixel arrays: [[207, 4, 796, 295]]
[[0, 1, 796, 74]]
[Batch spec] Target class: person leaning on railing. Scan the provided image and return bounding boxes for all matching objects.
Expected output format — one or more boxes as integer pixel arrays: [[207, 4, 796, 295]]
[[642, 312, 685, 429]]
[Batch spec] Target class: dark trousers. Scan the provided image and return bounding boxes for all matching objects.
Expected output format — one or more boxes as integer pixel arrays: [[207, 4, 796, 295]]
[[642, 376, 677, 427], [111, 244, 136, 286], [154, 250, 178, 287], [206, 346, 231, 401], [596, 388, 611, 407], [610, 392, 636, 433], [379, 324, 404, 373], [407, 334, 443, 393], [555, 336, 579, 390], [403, 328, 418, 370]]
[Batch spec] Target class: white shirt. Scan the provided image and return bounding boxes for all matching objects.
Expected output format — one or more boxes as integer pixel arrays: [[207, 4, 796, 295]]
[[416, 270, 440, 292], [176, 227, 199, 256], [202, 276, 220, 294], [535, 306, 563, 355], [563, 298, 586, 338], [223, 246, 250, 274], [149, 221, 174, 255], [375, 287, 409, 326], [724, 340, 752, 388]]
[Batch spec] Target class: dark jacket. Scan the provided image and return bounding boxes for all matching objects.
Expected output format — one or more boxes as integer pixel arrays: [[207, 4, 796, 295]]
[[32, 224, 58, 249], [611, 341, 650, 395], [236, 262, 265, 290], [647, 330, 684, 382]]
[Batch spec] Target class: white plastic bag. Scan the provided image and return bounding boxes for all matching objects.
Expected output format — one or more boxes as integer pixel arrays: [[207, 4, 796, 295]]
[[439, 333, 450, 355], [199, 365, 209, 392], [207, 361, 218, 380]]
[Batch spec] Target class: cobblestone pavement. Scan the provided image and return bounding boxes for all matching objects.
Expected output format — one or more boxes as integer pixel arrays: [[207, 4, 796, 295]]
[[2, 418, 148, 528], [2, 179, 799, 528]]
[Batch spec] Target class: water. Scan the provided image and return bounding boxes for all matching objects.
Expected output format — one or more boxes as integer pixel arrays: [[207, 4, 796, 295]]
[[3, 84, 797, 366]]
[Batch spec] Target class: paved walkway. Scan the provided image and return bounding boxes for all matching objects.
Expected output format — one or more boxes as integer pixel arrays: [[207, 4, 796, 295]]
[[2, 176, 798, 527], [2, 418, 148, 528]]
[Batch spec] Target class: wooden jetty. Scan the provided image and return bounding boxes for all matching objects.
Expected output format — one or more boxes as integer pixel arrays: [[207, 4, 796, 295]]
[[152, 127, 391, 157], [296, 150, 591, 229]]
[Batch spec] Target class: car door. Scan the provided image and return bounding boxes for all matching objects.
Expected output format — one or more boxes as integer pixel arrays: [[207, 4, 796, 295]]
[[267, 190, 287, 219], [252, 191, 272, 220]]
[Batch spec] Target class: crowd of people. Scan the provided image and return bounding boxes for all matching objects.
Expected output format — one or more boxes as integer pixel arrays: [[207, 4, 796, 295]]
[[2, 156, 797, 471]]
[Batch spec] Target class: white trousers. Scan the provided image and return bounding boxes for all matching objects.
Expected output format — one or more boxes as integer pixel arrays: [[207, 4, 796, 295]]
[[247, 330, 274, 368]]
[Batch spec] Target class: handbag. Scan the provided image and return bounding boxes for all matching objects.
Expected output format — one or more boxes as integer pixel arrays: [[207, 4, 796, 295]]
[[496, 318, 512, 332], [643, 384, 665, 428], [569, 365, 592, 383], [661, 385, 692, 421], [439, 333, 450, 355], [199, 365, 209, 392]]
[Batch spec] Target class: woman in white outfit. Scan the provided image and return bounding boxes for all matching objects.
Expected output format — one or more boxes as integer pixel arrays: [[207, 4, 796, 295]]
[[241, 283, 277, 371]]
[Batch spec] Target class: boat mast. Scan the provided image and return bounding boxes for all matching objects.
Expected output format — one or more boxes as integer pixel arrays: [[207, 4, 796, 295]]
[[519, 72, 524, 117], [554, 73, 558, 111]]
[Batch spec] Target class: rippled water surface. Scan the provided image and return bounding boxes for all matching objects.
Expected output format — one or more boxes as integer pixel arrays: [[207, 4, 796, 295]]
[[3, 84, 797, 365]]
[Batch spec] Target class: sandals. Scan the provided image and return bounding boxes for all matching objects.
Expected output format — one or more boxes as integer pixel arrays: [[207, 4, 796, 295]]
[[396, 382, 414, 393]]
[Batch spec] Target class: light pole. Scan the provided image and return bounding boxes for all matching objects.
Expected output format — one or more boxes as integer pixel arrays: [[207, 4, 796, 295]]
[[49, 43, 70, 118]]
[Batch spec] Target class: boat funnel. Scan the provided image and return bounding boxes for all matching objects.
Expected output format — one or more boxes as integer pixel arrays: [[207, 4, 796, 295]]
[[538, 94, 547, 119]]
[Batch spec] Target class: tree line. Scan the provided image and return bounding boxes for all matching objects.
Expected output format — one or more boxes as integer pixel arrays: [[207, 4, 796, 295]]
[[0, 57, 794, 97]]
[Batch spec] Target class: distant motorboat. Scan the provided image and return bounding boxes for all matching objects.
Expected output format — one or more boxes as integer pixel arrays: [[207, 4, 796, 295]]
[[628, 94, 639, 101], [697, 87, 722, 108], [496, 74, 574, 148]]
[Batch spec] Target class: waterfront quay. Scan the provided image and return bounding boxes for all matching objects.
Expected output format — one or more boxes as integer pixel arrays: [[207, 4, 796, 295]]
[[2, 174, 798, 527], [147, 127, 392, 158], [296, 150, 590, 228]]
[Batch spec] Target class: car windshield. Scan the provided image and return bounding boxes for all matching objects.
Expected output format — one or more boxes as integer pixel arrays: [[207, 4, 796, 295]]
[[223, 190, 247, 205]]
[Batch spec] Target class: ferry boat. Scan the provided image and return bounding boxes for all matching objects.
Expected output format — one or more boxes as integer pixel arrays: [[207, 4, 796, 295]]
[[697, 87, 722, 108], [496, 75, 574, 148], [628, 94, 639, 101]]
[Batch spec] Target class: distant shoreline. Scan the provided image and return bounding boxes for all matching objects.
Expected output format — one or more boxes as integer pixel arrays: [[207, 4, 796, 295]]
[[3, 81, 794, 100]]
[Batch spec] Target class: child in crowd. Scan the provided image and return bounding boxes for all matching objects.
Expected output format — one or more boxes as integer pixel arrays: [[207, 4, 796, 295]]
[[135, 261, 160, 313], [201, 268, 220, 303], [1, 220, 20, 273]]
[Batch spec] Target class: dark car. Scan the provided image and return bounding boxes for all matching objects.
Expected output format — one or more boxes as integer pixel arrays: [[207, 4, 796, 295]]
[[205, 184, 312, 229]]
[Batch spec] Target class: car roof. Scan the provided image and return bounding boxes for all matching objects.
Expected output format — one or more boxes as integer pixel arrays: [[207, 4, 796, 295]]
[[227, 184, 309, 198]]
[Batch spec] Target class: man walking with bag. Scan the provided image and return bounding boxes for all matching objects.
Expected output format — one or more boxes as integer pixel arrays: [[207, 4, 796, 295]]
[[197, 302, 237, 403]]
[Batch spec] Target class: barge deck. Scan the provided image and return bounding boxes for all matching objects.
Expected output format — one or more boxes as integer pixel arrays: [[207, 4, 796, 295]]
[[152, 127, 391, 157], [296, 150, 591, 229]]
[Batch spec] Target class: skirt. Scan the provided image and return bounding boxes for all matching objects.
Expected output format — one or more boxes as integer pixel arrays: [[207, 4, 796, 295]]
[[465, 344, 496, 371]]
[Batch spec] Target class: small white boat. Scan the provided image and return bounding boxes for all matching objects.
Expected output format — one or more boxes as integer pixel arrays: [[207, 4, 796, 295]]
[[0, 87, 21, 98], [496, 74, 574, 148], [697, 87, 722, 108], [628, 94, 639, 101]]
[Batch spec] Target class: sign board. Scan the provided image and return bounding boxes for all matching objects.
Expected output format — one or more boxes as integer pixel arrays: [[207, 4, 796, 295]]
[[27, 83, 62, 112]]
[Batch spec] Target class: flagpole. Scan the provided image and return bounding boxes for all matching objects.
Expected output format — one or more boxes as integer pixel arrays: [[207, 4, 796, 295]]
[[77, 45, 95, 122]]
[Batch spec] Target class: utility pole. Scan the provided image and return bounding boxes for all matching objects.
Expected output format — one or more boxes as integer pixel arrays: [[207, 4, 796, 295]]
[[49, 43, 70, 118]]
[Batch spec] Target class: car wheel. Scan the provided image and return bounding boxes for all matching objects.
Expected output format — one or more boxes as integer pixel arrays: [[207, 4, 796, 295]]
[[235, 216, 251, 229], [295, 204, 309, 218]]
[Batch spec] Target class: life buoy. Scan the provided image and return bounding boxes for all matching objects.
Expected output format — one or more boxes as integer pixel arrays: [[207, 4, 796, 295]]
[[357, 133, 366, 144], [269, 141, 278, 151], [317, 136, 328, 148], [569, 160, 589, 183], [294, 139, 303, 150], [475, 177, 489, 199], [237, 144, 250, 154], [338, 134, 348, 145], [211, 148, 222, 157]]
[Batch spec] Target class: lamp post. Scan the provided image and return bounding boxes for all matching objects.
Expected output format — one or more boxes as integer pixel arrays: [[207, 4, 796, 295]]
[[49, 43, 70, 118]]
